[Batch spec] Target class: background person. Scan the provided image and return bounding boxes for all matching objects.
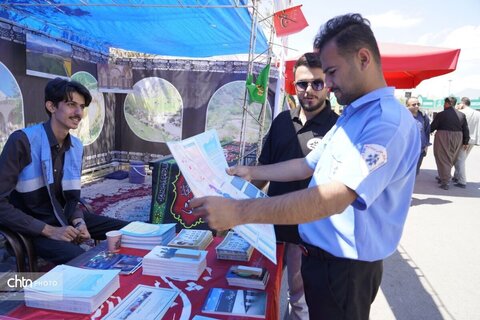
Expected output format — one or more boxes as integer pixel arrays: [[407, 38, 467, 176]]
[[406, 96, 431, 175], [255, 52, 338, 320], [0, 78, 128, 265], [453, 97, 480, 188], [430, 96, 469, 190], [191, 13, 420, 320]]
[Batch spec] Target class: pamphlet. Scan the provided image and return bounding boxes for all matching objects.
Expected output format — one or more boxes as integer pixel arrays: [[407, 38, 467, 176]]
[[103, 284, 179, 320], [81, 251, 142, 275], [202, 288, 267, 318], [167, 129, 276, 264]]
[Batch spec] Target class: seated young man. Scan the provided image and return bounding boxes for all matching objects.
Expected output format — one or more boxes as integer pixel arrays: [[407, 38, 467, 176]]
[[0, 78, 128, 264]]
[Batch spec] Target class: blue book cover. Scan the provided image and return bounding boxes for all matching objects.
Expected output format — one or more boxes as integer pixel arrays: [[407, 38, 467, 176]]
[[81, 251, 142, 275], [202, 288, 266, 319]]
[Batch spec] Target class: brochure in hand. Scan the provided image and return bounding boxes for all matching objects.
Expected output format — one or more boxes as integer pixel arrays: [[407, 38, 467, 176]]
[[202, 288, 267, 319], [80, 251, 142, 275]]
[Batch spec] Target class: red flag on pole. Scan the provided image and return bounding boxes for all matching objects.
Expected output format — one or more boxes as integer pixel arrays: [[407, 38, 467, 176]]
[[273, 5, 309, 37]]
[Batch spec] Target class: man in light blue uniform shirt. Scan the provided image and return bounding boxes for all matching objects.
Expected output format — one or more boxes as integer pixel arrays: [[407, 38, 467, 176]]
[[300, 86, 419, 262], [191, 13, 420, 320]]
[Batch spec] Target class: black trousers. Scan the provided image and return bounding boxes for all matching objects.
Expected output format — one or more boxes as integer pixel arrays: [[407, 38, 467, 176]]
[[300, 243, 383, 320], [33, 212, 129, 264]]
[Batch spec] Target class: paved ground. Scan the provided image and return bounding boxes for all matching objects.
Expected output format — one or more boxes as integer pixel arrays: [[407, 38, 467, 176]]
[[370, 143, 480, 320]]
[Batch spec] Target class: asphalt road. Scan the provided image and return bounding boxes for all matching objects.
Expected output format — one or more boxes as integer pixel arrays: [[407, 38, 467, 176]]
[[371, 142, 480, 320]]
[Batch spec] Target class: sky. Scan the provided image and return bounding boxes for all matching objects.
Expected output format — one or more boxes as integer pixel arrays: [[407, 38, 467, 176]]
[[284, 0, 480, 99]]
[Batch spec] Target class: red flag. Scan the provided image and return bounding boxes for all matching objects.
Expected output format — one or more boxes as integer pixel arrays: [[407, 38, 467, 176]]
[[273, 5, 309, 37]]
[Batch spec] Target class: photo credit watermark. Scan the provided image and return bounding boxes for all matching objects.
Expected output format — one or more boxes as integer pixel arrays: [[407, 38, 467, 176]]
[[0, 271, 65, 302]]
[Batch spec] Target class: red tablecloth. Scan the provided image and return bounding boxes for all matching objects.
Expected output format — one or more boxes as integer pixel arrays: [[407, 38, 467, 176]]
[[8, 237, 284, 320]]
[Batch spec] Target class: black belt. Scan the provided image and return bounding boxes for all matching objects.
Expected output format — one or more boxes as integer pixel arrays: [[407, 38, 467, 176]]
[[299, 242, 340, 261]]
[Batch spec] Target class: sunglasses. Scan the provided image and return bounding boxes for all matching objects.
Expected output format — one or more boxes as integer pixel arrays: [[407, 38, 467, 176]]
[[295, 80, 325, 92], [409, 102, 421, 106]]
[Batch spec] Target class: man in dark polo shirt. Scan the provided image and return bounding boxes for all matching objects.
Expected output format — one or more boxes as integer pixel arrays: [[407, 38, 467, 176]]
[[0, 78, 128, 265], [256, 53, 338, 319]]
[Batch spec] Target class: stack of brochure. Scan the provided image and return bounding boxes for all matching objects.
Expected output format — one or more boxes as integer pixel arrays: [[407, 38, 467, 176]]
[[24, 265, 120, 314], [120, 221, 176, 250], [216, 231, 254, 262], [142, 246, 208, 280], [80, 251, 142, 275], [202, 288, 267, 319], [167, 229, 213, 250], [226, 265, 270, 290]]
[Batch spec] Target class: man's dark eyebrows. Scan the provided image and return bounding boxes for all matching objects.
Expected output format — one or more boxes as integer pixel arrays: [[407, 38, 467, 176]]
[[322, 66, 334, 73]]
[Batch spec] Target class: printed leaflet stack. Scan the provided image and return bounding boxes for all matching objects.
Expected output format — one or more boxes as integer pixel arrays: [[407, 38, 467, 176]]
[[120, 221, 176, 250], [24, 265, 120, 314], [142, 246, 207, 280]]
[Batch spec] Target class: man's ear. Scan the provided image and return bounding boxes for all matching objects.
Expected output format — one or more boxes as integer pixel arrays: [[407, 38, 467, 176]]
[[357, 48, 371, 70], [45, 101, 55, 113]]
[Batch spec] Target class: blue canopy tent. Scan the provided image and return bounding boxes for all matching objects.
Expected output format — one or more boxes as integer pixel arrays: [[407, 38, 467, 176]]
[[0, 0, 268, 57]]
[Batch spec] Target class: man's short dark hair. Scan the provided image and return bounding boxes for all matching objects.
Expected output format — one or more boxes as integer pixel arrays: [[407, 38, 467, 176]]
[[461, 97, 471, 106], [444, 96, 457, 106], [313, 13, 381, 64], [293, 52, 322, 75], [44, 77, 92, 117]]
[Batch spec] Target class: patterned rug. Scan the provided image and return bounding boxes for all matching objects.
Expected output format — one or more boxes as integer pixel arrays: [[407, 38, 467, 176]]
[[82, 176, 153, 222]]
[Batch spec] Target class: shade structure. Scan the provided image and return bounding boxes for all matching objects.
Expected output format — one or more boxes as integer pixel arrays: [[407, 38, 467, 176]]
[[0, 0, 268, 58], [283, 43, 461, 95], [380, 43, 460, 89]]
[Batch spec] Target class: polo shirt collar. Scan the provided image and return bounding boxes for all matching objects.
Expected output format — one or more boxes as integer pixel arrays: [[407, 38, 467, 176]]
[[291, 99, 333, 126], [42, 119, 72, 150], [344, 87, 395, 116]]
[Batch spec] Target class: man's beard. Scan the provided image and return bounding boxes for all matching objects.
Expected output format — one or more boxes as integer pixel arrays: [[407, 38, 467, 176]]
[[299, 98, 323, 113]]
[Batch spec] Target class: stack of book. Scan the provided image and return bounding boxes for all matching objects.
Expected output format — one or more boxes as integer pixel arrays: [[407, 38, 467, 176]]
[[120, 221, 176, 250], [24, 265, 120, 314], [226, 265, 270, 290], [167, 229, 213, 250], [216, 231, 254, 261], [80, 251, 143, 275], [202, 288, 267, 319], [142, 246, 208, 280]]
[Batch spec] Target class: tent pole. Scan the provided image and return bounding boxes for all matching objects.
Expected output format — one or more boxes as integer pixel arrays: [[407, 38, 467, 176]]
[[255, 7, 276, 165], [238, 0, 259, 165]]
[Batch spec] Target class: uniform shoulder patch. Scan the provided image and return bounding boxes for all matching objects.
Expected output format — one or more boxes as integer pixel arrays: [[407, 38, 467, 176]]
[[360, 144, 387, 172]]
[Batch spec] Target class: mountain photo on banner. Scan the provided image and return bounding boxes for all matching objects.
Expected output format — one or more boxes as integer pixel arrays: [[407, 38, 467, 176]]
[[124, 77, 183, 143], [206, 80, 272, 145], [0, 61, 24, 153], [273, 5, 308, 37]]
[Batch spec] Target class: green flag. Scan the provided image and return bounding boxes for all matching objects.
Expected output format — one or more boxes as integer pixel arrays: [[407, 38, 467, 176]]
[[246, 63, 270, 104]]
